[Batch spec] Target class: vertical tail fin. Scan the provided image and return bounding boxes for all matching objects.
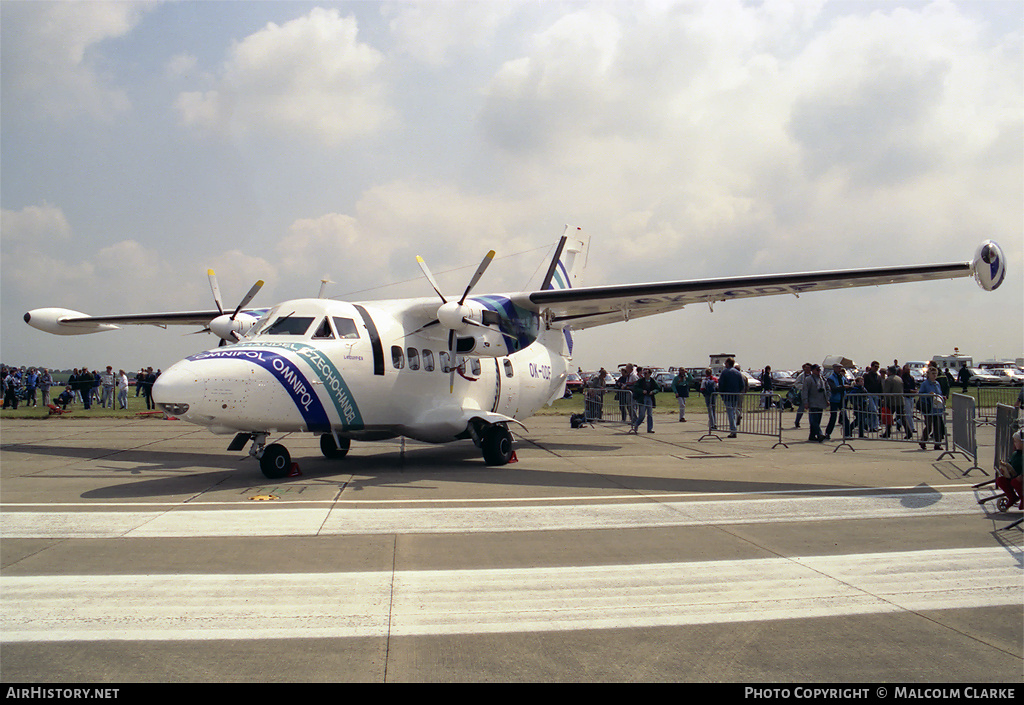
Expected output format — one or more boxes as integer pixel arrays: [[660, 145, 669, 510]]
[[539, 226, 589, 357], [541, 226, 589, 291]]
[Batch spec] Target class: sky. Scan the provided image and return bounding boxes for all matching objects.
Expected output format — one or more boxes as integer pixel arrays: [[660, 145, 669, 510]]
[[2, 0, 1021, 375]]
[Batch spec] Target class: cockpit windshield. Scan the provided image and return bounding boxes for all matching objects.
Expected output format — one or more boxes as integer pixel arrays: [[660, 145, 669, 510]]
[[260, 314, 314, 336]]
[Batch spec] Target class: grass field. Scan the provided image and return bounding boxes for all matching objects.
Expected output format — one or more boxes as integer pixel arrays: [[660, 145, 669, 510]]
[[0, 391, 163, 420]]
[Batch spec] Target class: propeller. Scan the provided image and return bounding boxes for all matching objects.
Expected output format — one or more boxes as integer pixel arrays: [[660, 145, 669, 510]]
[[317, 276, 332, 299], [202, 269, 264, 345], [415, 250, 495, 391]]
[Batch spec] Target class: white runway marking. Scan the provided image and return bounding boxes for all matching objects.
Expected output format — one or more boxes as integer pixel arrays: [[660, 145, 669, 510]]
[[0, 490, 985, 538], [2, 548, 1019, 642]]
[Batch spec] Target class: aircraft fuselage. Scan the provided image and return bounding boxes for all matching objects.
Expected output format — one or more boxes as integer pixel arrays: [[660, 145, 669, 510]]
[[153, 297, 569, 445]]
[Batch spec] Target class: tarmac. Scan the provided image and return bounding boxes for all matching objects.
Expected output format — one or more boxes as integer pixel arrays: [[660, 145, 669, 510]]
[[0, 411, 1021, 683]]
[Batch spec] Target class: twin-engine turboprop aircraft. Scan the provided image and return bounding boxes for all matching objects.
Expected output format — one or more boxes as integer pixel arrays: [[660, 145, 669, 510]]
[[24, 230, 1006, 478]]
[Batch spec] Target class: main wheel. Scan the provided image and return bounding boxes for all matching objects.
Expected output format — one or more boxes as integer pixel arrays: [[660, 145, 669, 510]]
[[320, 433, 351, 459], [481, 426, 514, 466], [260, 443, 291, 479]]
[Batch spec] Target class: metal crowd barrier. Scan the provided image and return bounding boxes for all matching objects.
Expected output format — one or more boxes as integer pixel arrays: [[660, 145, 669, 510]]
[[974, 404, 1022, 529], [582, 387, 635, 426], [975, 386, 1021, 425], [940, 394, 983, 475], [699, 392, 787, 448], [814, 391, 950, 456]]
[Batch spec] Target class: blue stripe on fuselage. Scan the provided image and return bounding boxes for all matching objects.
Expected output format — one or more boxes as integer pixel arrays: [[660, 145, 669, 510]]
[[187, 348, 331, 432]]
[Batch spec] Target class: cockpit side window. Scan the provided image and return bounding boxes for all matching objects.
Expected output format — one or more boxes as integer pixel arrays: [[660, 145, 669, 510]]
[[312, 318, 334, 339], [332, 317, 360, 339]]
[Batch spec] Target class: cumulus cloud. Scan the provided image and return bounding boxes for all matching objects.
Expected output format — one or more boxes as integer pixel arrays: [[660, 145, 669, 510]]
[[176, 7, 395, 145], [474, 0, 1021, 282], [384, 2, 516, 66], [0, 1, 155, 121], [1, 204, 72, 243]]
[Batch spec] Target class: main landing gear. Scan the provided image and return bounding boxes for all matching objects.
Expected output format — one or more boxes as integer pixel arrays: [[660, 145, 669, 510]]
[[480, 424, 515, 466]]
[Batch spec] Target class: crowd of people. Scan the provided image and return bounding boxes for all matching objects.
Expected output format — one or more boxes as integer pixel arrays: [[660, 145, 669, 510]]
[[1, 365, 162, 412], [578, 357, 1024, 448]]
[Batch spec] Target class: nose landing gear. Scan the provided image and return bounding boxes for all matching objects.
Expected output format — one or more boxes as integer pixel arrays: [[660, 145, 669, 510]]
[[245, 433, 292, 479]]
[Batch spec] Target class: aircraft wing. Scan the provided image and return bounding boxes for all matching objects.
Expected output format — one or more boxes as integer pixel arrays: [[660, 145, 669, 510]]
[[23, 308, 268, 335], [515, 259, 986, 331]]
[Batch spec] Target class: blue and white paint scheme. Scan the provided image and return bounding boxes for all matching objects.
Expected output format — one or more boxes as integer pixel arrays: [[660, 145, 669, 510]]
[[24, 227, 1004, 478]]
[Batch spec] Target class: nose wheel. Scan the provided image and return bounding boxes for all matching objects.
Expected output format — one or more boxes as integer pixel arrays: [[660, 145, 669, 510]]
[[259, 443, 291, 479]]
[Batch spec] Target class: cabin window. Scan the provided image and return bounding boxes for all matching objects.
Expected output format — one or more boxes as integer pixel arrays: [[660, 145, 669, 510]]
[[312, 318, 334, 339], [440, 351, 452, 373], [391, 346, 404, 369], [503, 359, 514, 378], [422, 349, 435, 372], [332, 317, 360, 339], [263, 315, 314, 336], [407, 347, 420, 371]]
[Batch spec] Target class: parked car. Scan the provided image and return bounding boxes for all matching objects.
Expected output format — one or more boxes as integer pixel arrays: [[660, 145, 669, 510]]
[[653, 371, 676, 392], [564, 373, 584, 393], [966, 367, 1004, 386], [766, 370, 798, 389], [740, 370, 762, 391], [983, 368, 1021, 386]]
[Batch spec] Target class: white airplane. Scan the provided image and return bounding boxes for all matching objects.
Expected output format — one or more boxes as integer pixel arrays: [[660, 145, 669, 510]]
[[24, 230, 1006, 478]]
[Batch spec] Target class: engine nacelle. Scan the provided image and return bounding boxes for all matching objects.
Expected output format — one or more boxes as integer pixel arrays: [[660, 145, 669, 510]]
[[209, 312, 262, 342], [455, 328, 513, 358], [23, 308, 119, 335], [972, 240, 1006, 291]]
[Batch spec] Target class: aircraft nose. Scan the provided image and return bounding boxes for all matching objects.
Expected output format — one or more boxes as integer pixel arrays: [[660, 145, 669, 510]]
[[152, 360, 200, 417]]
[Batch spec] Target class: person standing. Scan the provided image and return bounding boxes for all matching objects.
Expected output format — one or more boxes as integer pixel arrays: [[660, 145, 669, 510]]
[[631, 368, 659, 434], [142, 367, 156, 410], [100, 366, 116, 409], [792, 363, 811, 429], [918, 366, 946, 450], [37, 368, 53, 407], [957, 362, 971, 393], [117, 369, 130, 410], [881, 365, 906, 439], [802, 364, 828, 442], [700, 369, 717, 430], [900, 364, 918, 439], [825, 364, 851, 439], [672, 367, 691, 422], [863, 361, 883, 431], [761, 365, 774, 410], [616, 364, 639, 424], [24, 369, 38, 407], [718, 358, 745, 438]]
